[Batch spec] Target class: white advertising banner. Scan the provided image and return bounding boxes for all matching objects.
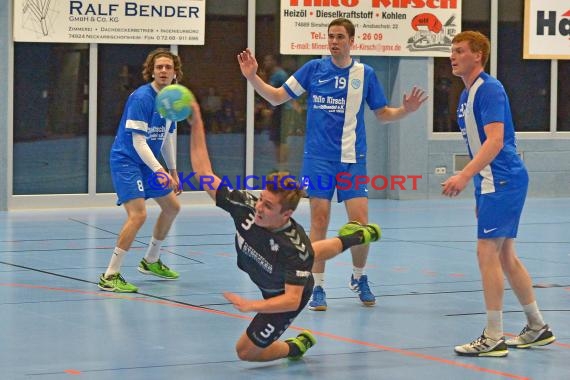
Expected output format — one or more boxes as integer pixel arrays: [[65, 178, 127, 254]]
[[13, 0, 206, 45], [280, 0, 461, 57], [524, 0, 570, 59]]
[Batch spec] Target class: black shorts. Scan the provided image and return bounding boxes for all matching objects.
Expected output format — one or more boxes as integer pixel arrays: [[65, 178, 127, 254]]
[[246, 287, 312, 348]]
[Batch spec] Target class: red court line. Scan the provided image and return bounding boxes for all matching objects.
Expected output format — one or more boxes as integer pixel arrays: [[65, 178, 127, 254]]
[[302, 330, 530, 380], [0, 282, 540, 379]]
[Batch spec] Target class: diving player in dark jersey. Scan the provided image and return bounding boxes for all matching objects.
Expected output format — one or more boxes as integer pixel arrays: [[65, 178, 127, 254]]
[[189, 110, 381, 362]]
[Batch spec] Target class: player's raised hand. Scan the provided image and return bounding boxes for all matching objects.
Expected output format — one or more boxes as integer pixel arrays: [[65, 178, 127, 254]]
[[237, 48, 259, 80], [403, 86, 428, 113]]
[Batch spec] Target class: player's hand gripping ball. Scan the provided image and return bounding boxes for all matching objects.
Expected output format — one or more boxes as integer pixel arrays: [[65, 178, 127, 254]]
[[155, 84, 194, 121]]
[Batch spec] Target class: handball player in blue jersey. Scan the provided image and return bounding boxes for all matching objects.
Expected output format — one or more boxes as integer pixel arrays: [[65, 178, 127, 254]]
[[189, 107, 380, 362], [238, 18, 427, 310], [99, 49, 202, 293], [442, 31, 555, 357]]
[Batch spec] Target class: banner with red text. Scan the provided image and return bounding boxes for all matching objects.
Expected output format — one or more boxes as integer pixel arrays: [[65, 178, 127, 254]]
[[280, 0, 461, 57], [524, 0, 570, 59], [13, 0, 206, 45]]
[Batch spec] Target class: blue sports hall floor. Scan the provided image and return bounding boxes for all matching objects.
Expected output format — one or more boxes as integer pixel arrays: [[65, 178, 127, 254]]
[[0, 197, 568, 379]]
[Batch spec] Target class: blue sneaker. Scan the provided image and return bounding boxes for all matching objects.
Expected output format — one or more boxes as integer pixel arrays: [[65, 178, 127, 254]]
[[349, 275, 376, 306], [308, 286, 327, 311]]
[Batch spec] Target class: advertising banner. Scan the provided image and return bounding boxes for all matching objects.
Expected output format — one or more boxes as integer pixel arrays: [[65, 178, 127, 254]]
[[280, 0, 461, 57], [524, 0, 570, 59], [13, 0, 206, 45]]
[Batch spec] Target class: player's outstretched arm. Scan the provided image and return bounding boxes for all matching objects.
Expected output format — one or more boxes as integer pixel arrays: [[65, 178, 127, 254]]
[[190, 108, 221, 200], [237, 48, 291, 106], [374, 86, 428, 122]]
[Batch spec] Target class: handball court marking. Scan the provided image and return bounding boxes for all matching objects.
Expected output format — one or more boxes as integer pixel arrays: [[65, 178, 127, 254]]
[[0, 281, 541, 380], [1, 200, 567, 379]]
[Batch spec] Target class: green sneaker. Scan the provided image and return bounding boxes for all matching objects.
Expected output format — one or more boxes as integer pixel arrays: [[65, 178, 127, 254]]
[[138, 258, 179, 279], [285, 330, 317, 360], [98, 273, 138, 293], [338, 221, 382, 244]]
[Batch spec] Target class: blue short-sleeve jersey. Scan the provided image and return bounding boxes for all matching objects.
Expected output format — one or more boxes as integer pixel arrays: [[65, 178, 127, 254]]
[[283, 57, 387, 163], [457, 72, 527, 194], [110, 83, 175, 165]]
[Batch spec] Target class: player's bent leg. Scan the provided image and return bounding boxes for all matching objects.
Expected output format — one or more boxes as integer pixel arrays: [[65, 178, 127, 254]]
[[309, 197, 332, 311], [152, 192, 181, 240], [338, 220, 380, 306], [234, 332, 271, 361], [135, 193, 181, 279], [116, 198, 147, 249]]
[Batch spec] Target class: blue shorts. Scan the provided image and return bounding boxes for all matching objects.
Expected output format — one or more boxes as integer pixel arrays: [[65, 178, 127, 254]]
[[110, 158, 172, 206], [301, 157, 368, 202], [476, 185, 527, 239]]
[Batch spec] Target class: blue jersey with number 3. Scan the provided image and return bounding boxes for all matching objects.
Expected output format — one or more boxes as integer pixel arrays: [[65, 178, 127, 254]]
[[283, 57, 387, 163]]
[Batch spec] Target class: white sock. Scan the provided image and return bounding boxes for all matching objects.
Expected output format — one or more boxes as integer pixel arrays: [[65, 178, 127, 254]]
[[313, 273, 325, 288], [144, 237, 163, 263], [352, 266, 364, 280], [486, 310, 503, 340], [522, 301, 545, 330], [105, 247, 127, 278]]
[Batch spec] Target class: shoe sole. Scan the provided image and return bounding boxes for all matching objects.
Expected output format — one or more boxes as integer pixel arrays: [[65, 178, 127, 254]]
[[98, 284, 138, 293], [455, 349, 509, 357], [137, 267, 179, 280], [507, 335, 556, 349], [308, 305, 327, 311]]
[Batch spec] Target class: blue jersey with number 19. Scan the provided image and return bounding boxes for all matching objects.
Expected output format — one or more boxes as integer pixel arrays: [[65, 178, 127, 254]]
[[283, 57, 387, 163]]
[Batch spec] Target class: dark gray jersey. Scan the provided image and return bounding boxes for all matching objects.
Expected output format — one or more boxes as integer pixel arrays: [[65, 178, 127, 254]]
[[216, 187, 314, 298]]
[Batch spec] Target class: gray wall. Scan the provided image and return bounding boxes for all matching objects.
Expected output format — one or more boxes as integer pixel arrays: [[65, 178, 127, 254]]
[[365, 56, 431, 200]]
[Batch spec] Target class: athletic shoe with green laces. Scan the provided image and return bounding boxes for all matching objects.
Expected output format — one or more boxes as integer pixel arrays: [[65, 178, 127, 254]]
[[98, 273, 138, 293], [137, 258, 179, 279], [285, 330, 317, 360], [338, 221, 382, 244]]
